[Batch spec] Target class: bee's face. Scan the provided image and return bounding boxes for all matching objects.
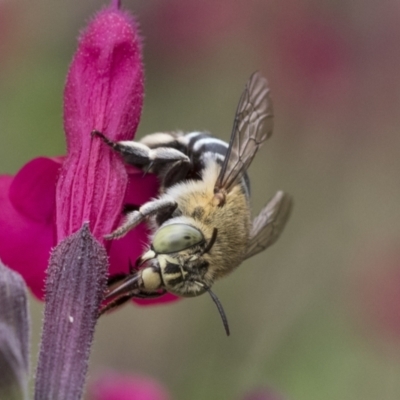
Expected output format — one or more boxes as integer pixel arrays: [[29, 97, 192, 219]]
[[138, 222, 214, 297], [157, 252, 210, 297]]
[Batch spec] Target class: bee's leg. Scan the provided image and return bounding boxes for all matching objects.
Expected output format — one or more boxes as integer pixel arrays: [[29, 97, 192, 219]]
[[99, 294, 133, 315], [100, 290, 166, 316], [106, 260, 137, 289], [105, 197, 177, 239], [131, 290, 167, 299], [122, 204, 140, 214], [107, 273, 128, 287], [92, 130, 190, 170], [162, 158, 192, 188]]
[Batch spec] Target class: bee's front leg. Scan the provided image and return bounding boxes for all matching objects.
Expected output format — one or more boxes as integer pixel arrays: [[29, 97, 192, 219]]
[[92, 130, 189, 170], [105, 197, 177, 239]]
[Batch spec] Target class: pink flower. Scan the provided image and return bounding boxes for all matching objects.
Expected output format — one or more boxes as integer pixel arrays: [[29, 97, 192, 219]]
[[57, 3, 145, 243], [0, 4, 177, 305], [87, 372, 170, 400], [0, 156, 167, 304], [0, 2, 175, 397]]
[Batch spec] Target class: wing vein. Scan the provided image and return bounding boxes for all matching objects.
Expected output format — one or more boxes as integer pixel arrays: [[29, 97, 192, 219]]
[[215, 72, 274, 193]]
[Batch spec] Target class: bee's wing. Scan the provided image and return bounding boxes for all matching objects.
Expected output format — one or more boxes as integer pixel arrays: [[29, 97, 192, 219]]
[[215, 72, 274, 193], [244, 191, 292, 260]]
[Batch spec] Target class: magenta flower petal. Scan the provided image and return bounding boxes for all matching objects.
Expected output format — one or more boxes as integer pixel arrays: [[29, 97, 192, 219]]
[[57, 4, 144, 242], [0, 174, 53, 300], [87, 372, 170, 400], [9, 157, 60, 223]]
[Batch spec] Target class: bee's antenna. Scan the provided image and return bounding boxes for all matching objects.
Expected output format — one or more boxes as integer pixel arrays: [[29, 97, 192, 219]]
[[202, 228, 218, 255], [200, 284, 230, 336]]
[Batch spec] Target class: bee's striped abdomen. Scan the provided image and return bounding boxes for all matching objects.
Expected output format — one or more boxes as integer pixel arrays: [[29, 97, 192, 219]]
[[183, 132, 250, 198], [139, 131, 250, 197]]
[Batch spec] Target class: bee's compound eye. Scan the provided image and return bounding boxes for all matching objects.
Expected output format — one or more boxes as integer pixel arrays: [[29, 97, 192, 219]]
[[153, 224, 204, 254]]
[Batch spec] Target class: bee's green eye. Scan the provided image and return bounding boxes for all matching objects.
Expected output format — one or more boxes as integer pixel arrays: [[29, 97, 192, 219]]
[[153, 224, 204, 254]]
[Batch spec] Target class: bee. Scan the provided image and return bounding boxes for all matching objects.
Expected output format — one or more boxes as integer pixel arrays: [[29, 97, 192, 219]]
[[94, 72, 292, 335]]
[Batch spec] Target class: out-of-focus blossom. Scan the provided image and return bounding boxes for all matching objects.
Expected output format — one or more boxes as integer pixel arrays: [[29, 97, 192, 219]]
[[261, 0, 400, 140], [143, 0, 252, 65], [87, 372, 170, 400], [0, 2, 177, 305], [353, 247, 400, 342], [345, 1, 400, 130], [267, 3, 352, 114], [0, 2, 19, 68]]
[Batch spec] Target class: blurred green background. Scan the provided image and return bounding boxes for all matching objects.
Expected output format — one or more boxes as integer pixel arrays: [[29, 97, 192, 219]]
[[2, 0, 400, 399]]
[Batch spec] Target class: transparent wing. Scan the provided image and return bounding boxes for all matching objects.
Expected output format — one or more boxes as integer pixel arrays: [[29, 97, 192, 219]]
[[215, 72, 274, 193], [245, 191, 292, 260]]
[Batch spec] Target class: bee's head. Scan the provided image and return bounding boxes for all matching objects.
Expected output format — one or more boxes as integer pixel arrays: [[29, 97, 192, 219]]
[[137, 222, 218, 295], [137, 224, 229, 335]]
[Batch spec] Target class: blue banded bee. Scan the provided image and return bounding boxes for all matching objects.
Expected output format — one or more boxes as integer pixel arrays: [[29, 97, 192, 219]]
[[94, 72, 292, 335]]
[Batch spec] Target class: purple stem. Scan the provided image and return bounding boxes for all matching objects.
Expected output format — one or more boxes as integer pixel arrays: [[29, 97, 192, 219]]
[[34, 224, 107, 400]]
